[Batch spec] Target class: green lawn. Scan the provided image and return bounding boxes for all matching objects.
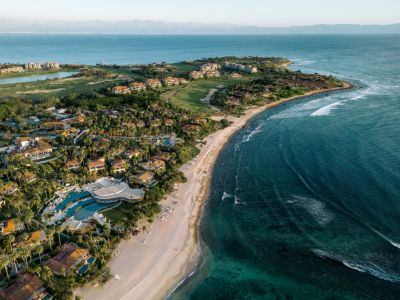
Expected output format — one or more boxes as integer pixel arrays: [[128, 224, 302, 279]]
[[0, 75, 124, 101], [103, 203, 137, 224], [97, 66, 144, 80], [160, 77, 243, 113], [172, 62, 198, 72]]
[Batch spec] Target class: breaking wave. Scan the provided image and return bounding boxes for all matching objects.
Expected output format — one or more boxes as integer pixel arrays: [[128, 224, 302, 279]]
[[312, 249, 400, 283], [222, 192, 234, 201]]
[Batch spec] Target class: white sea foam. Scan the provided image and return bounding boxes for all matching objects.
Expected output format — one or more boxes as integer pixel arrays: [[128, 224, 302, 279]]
[[368, 227, 400, 250], [310, 87, 373, 117], [222, 192, 234, 201], [290, 195, 334, 226], [312, 249, 400, 283], [234, 195, 246, 206], [311, 100, 345, 116], [241, 123, 263, 143], [270, 93, 340, 119]]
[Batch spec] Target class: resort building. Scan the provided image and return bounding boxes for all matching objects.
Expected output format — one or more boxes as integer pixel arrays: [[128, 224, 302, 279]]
[[45, 243, 89, 276], [125, 149, 141, 159], [42, 62, 61, 69], [0, 273, 49, 300], [0, 183, 19, 196], [21, 139, 53, 161], [200, 63, 221, 72], [189, 63, 221, 79], [88, 158, 106, 173], [40, 121, 67, 130], [61, 219, 92, 233], [64, 114, 85, 125], [0, 219, 24, 236], [224, 62, 258, 74], [225, 96, 241, 106], [145, 79, 163, 89], [0, 65, 24, 74], [24, 63, 42, 70], [111, 159, 127, 174], [139, 158, 166, 172], [189, 71, 204, 80], [61, 127, 79, 138], [204, 70, 221, 78], [182, 124, 201, 134], [162, 77, 181, 87], [15, 137, 35, 150], [15, 230, 47, 248], [131, 171, 156, 186], [112, 85, 130, 95], [22, 172, 37, 184], [178, 78, 189, 84], [129, 82, 146, 92], [66, 159, 81, 171], [85, 177, 145, 203]]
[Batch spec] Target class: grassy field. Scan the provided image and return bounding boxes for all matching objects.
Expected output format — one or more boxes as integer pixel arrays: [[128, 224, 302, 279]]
[[172, 62, 198, 72], [97, 66, 145, 80], [0, 74, 125, 101], [103, 202, 137, 224], [160, 77, 245, 113], [0, 67, 252, 113]]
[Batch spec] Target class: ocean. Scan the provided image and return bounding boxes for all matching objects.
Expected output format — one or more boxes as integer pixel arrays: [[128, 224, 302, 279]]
[[1, 34, 399, 299]]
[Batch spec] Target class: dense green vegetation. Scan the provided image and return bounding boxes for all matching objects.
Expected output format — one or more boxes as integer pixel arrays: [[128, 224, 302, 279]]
[[0, 56, 347, 299]]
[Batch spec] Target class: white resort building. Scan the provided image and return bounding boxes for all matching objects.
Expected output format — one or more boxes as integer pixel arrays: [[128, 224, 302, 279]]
[[85, 177, 145, 203]]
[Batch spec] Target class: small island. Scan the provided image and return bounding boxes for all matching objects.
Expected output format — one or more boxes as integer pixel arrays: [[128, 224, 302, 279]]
[[0, 57, 349, 299]]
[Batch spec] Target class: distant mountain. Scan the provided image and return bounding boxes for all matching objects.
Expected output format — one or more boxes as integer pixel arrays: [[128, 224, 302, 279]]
[[0, 19, 399, 34]]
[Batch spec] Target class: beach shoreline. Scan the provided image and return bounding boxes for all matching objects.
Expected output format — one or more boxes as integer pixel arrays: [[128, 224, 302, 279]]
[[75, 82, 352, 300]]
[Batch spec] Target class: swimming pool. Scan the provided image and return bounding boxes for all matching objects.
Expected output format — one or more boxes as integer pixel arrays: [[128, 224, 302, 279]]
[[55, 191, 91, 212], [65, 198, 114, 221]]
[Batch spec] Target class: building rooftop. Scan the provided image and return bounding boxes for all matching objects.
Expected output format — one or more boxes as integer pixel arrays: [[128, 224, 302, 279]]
[[86, 177, 145, 203], [45, 243, 88, 275], [1, 273, 47, 300], [16, 230, 47, 248]]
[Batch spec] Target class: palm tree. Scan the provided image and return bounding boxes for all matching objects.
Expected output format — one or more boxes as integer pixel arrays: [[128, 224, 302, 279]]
[[19, 247, 30, 267], [22, 210, 34, 230], [36, 245, 44, 263], [10, 250, 19, 273], [41, 266, 54, 286], [47, 228, 55, 250], [0, 255, 10, 279], [55, 225, 63, 245], [3, 234, 15, 253]]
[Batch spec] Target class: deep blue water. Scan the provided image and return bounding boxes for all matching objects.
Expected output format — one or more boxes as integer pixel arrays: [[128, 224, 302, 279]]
[[1, 34, 399, 299]]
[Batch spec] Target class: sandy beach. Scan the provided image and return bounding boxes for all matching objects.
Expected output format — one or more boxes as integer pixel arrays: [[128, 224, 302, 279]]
[[75, 83, 351, 300]]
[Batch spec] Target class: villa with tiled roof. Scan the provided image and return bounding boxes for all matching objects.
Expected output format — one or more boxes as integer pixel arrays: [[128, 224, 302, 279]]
[[45, 243, 89, 276]]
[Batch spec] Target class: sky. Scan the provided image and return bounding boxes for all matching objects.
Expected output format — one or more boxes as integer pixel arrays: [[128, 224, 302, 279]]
[[1, 0, 399, 26]]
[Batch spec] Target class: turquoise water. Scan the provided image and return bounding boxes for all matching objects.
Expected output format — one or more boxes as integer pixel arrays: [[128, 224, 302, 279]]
[[170, 37, 400, 299], [64, 198, 113, 221], [0, 71, 77, 85], [1, 34, 400, 299], [55, 191, 91, 211]]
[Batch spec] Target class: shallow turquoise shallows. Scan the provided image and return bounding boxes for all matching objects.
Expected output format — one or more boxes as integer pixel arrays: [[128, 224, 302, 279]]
[[1, 34, 399, 299]]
